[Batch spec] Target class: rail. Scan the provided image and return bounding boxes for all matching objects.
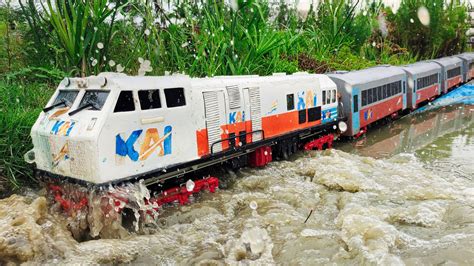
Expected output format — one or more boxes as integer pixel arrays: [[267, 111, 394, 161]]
[[210, 130, 265, 154]]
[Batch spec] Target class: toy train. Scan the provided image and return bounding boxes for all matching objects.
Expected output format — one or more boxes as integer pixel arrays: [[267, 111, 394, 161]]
[[25, 53, 474, 208]]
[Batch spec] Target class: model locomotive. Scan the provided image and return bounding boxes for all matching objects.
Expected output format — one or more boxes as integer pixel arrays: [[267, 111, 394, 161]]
[[25, 53, 474, 215]]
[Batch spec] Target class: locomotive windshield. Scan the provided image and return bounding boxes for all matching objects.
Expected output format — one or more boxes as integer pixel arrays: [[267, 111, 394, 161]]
[[43, 89, 79, 112], [78, 90, 109, 111], [53, 90, 79, 107]]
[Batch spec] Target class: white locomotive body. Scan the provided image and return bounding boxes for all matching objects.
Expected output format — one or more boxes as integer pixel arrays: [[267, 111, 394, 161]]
[[29, 73, 342, 185]]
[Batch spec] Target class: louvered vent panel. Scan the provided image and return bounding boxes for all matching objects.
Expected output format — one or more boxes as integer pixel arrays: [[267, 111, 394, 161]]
[[249, 87, 262, 141], [203, 91, 223, 152], [226, 85, 241, 109]]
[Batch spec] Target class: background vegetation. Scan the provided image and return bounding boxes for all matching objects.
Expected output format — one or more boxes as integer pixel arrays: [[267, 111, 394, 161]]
[[0, 0, 471, 194]]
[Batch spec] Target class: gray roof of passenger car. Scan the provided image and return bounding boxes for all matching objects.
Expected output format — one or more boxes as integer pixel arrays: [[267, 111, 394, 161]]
[[400, 62, 441, 75], [327, 65, 405, 86], [455, 53, 474, 61], [429, 56, 462, 67]]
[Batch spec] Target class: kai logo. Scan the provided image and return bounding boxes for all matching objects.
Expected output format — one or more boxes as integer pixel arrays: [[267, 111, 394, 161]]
[[116, 126, 172, 161], [297, 90, 317, 110], [364, 109, 373, 121], [229, 111, 245, 124], [51, 121, 75, 136]]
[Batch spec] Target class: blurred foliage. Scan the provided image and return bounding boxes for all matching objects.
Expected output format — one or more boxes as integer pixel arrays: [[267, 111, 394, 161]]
[[2, 0, 469, 77], [0, 80, 55, 194], [387, 0, 470, 58]]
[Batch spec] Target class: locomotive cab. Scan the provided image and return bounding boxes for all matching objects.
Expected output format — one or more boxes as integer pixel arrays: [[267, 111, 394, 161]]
[[28, 75, 121, 184], [27, 73, 195, 185]]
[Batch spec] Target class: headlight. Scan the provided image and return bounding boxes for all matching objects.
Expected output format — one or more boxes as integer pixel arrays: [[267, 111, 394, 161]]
[[338, 121, 348, 133], [24, 149, 35, 164]]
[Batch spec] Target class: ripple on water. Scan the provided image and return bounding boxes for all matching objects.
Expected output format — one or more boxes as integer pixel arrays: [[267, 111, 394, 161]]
[[0, 141, 473, 264]]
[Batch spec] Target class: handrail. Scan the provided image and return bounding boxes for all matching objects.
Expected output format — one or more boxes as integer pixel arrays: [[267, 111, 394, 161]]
[[210, 130, 264, 154]]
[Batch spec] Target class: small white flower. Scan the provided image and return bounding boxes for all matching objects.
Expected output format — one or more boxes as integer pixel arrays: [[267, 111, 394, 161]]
[[109, 60, 116, 67], [230, 39, 234, 46], [94, 27, 98, 31], [91, 59, 98, 66], [138, 57, 144, 63], [97, 42, 104, 49], [108, 3, 116, 10], [220, 26, 224, 31], [144, 29, 150, 36], [410, 18, 414, 23], [181, 42, 189, 48], [116, 64, 124, 73], [230, 0, 238, 11], [133, 16, 143, 25]]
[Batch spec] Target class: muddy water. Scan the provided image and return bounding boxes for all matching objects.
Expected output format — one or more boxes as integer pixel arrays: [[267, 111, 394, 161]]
[[1, 104, 473, 265]]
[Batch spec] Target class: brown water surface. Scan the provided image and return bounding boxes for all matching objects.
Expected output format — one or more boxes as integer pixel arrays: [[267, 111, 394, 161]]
[[1, 105, 473, 265]]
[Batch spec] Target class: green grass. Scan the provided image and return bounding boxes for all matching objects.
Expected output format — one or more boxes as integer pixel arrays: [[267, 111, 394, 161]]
[[0, 79, 55, 195]]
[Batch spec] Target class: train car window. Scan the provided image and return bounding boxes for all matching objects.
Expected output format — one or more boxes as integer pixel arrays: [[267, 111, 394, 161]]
[[287, 94, 294, 110], [138, 89, 161, 110], [322, 90, 326, 105], [332, 89, 336, 103], [447, 67, 461, 78], [470, 62, 474, 70], [353, 95, 359, 113], [164, 87, 186, 107], [362, 90, 368, 106], [377, 86, 382, 101], [308, 106, 321, 122], [79, 90, 109, 111], [326, 90, 331, 104], [402, 81, 406, 94], [382, 85, 387, 99], [114, 91, 135, 112], [372, 88, 376, 102], [368, 89, 373, 104]]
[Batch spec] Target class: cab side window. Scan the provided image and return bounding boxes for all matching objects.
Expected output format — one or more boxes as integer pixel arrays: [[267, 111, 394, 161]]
[[139, 89, 161, 110], [164, 87, 186, 108], [114, 91, 135, 112]]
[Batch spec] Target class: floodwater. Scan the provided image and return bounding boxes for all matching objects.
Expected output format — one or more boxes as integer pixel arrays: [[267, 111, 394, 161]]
[[1, 104, 473, 265]]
